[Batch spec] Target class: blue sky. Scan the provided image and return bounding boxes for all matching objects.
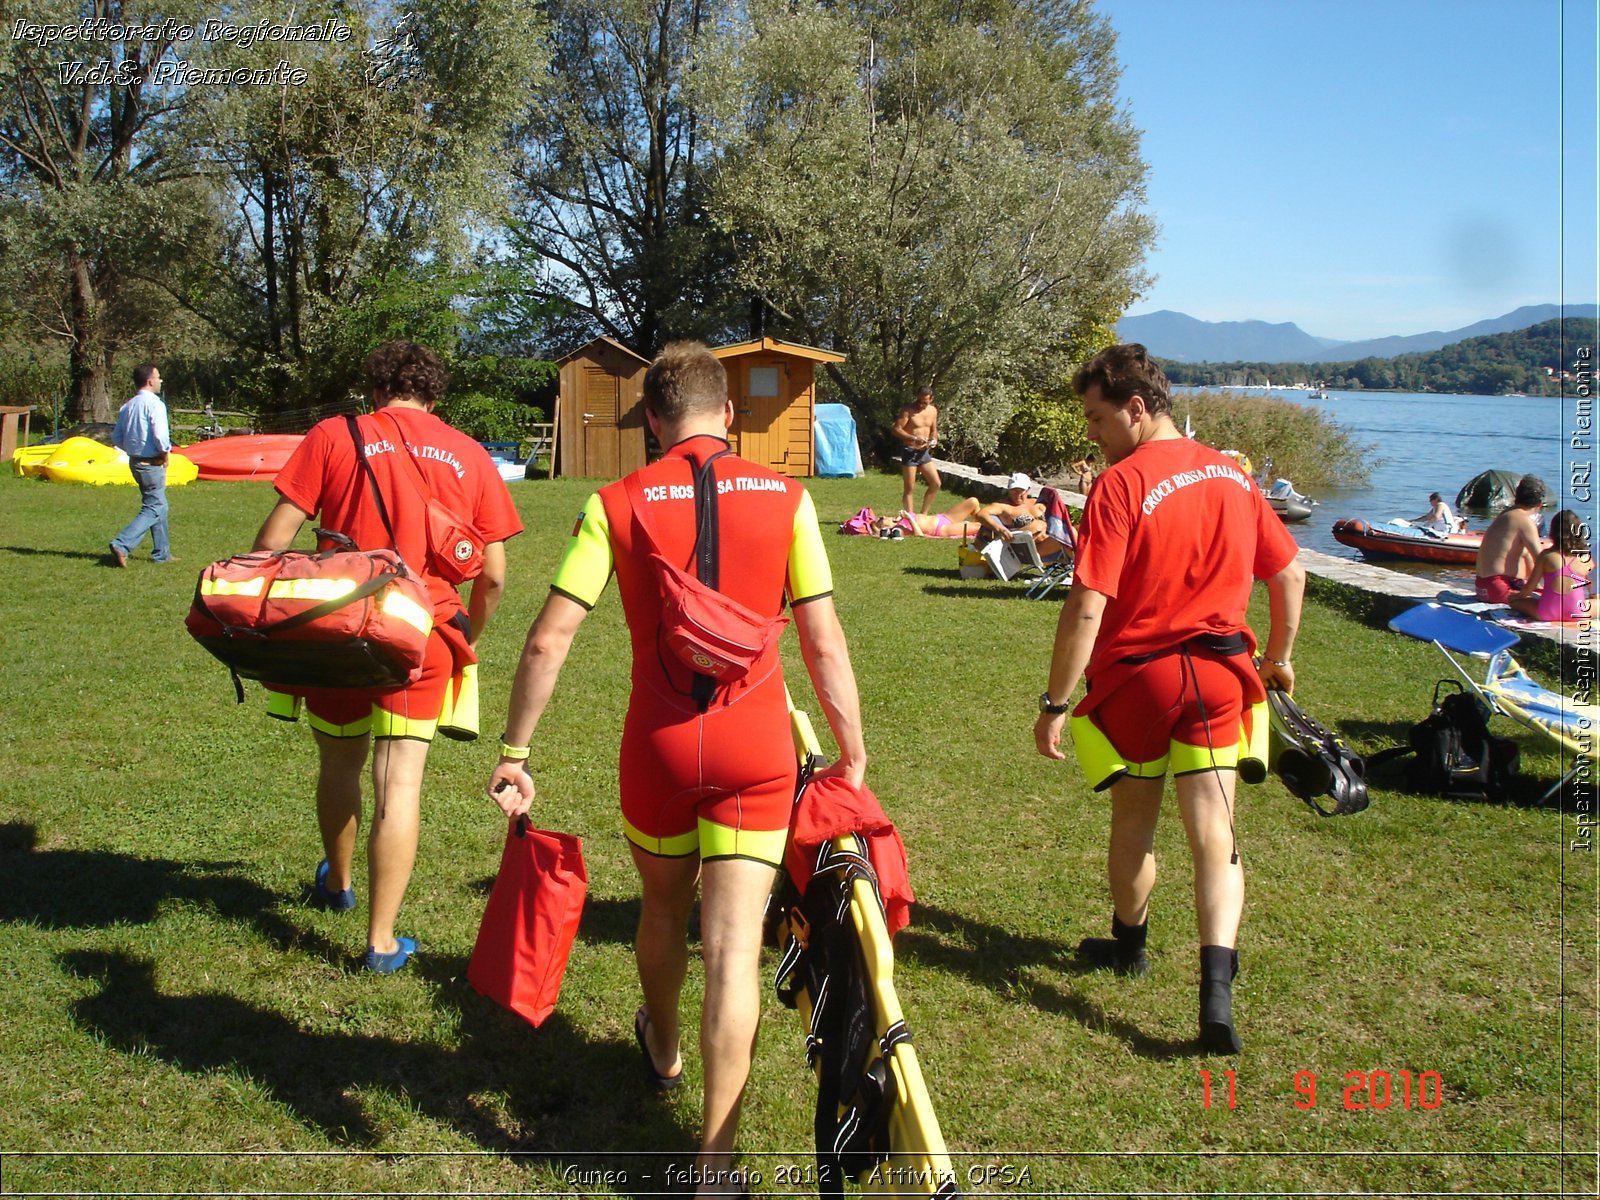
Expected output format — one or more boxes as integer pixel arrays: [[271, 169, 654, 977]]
[[1098, 0, 1599, 342]]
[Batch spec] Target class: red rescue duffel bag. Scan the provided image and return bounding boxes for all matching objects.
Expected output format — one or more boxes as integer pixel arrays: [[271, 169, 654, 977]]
[[186, 528, 433, 699]]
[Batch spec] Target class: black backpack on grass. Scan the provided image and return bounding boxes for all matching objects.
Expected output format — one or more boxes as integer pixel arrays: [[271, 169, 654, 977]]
[[1373, 680, 1520, 801]]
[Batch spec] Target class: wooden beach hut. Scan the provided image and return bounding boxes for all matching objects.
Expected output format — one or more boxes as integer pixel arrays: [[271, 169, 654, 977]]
[[711, 337, 846, 478], [555, 336, 650, 479]]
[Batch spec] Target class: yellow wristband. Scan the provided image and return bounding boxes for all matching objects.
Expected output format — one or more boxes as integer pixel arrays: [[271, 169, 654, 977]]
[[498, 741, 531, 760]]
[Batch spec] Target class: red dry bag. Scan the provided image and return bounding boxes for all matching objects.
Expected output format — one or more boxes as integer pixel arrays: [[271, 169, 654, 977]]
[[468, 817, 587, 1027]]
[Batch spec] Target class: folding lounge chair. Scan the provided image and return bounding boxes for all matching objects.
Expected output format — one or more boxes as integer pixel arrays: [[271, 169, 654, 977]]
[[1388, 603, 1597, 805], [1023, 486, 1077, 600], [774, 694, 961, 1198]]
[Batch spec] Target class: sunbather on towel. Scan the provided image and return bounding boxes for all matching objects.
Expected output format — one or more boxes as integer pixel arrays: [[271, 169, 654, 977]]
[[873, 496, 982, 538], [1509, 509, 1592, 622]]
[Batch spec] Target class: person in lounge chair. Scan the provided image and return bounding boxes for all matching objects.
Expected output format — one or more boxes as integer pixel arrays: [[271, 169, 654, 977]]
[[970, 473, 1073, 558]]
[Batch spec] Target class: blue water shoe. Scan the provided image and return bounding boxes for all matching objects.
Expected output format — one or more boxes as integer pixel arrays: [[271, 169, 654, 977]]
[[314, 860, 357, 911], [365, 936, 417, 974]]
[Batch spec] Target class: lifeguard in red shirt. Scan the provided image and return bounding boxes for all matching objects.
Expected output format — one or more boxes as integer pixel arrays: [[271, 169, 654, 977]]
[[1034, 343, 1304, 1056], [487, 342, 867, 1195], [254, 339, 523, 975]]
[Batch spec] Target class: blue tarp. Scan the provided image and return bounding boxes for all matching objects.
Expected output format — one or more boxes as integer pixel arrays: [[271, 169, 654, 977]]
[[814, 403, 863, 478]]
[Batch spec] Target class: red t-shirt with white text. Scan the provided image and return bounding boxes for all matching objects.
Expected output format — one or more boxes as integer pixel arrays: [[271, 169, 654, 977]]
[[1074, 437, 1298, 679], [273, 407, 523, 618]]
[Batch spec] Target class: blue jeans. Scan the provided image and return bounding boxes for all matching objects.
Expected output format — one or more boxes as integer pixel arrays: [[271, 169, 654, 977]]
[[112, 461, 171, 560]]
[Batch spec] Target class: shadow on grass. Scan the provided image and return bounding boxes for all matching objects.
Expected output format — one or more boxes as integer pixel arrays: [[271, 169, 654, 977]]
[[60, 948, 696, 1195], [918, 583, 1032, 600], [898, 903, 1197, 1061], [0, 544, 115, 562], [0, 822, 347, 965], [578, 896, 646, 946]]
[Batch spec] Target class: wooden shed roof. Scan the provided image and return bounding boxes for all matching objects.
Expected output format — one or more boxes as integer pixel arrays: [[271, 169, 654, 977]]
[[555, 335, 650, 366], [711, 336, 846, 364]]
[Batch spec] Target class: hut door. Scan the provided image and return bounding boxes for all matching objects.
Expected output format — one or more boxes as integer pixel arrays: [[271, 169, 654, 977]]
[[733, 362, 785, 471], [581, 366, 622, 478]]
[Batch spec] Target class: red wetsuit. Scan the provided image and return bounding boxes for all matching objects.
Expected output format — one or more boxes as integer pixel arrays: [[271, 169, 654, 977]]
[[1069, 438, 1299, 787], [551, 435, 833, 864], [271, 406, 524, 738]]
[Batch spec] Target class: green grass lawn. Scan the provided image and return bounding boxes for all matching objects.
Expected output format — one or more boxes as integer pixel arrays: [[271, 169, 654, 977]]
[[1, 468, 1594, 1198]]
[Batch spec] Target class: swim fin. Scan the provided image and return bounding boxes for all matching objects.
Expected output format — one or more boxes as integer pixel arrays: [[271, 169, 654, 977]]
[[1266, 689, 1369, 817]]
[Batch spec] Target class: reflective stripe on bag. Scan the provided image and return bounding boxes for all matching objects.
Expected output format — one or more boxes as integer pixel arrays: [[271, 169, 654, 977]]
[[379, 587, 433, 635], [200, 574, 432, 636], [199, 576, 268, 597]]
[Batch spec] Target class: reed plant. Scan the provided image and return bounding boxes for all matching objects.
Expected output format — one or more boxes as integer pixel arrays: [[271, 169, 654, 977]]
[[1176, 389, 1374, 489], [0, 467, 1590, 1198]]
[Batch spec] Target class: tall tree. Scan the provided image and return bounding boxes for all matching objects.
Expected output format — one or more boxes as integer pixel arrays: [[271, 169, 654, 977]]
[[696, 0, 1154, 453], [165, 0, 550, 407], [507, 0, 741, 354], [0, 0, 213, 420]]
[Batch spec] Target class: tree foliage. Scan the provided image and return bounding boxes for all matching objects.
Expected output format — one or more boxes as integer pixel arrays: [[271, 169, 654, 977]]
[[0, 0, 218, 419], [506, 0, 740, 354], [1, 0, 1155, 439], [695, 0, 1153, 455], [182, 0, 550, 406]]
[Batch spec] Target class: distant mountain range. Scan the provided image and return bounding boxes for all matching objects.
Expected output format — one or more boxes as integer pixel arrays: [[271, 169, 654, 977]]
[[1116, 304, 1600, 364]]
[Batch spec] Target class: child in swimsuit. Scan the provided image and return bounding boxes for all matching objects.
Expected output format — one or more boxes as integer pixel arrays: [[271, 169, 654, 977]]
[[1509, 509, 1592, 622]]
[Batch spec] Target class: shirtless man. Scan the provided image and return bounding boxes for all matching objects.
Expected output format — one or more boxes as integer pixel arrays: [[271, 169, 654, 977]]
[[1474, 475, 1547, 603], [892, 386, 941, 513]]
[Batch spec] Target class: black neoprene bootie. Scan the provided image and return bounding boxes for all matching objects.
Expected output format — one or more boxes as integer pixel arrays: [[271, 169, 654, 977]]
[[1198, 944, 1242, 1054], [1077, 913, 1150, 976]]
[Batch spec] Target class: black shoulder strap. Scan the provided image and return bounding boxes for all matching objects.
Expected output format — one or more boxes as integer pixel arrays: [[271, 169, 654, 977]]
[[688, 450, 730, 707], [692, 449, 730, 589], [626, 448, 733, 709], [345, 414, 400, 551]]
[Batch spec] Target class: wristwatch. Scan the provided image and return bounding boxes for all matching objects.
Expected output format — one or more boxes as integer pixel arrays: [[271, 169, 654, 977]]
[[1039, 692, 1070, 715]]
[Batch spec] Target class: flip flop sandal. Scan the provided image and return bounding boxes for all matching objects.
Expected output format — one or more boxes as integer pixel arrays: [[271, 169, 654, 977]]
[[634, 1007, 682, 1092]]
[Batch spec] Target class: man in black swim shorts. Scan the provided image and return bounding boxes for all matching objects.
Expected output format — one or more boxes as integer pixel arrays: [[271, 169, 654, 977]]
[[891, 385, 941, 513]]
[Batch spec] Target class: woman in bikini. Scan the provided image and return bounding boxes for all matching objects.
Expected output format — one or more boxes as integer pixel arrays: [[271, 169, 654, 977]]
[[1509, 509, 1592, 622], [877, 496, 983, 538]]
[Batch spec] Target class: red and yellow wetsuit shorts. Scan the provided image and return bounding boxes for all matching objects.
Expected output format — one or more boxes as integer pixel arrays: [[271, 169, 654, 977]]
[[1070, 645, 1267, 791], [267, 621, 478, 743], [620, 671, 795, 866]]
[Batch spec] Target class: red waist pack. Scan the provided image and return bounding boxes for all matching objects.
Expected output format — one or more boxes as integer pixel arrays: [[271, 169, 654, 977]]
[[468, 817, 588, 1027], [186, 529, 433, 698], [371, 411, 485, 585], [649, 553, 788, 681], [625, 455, 788, 683]]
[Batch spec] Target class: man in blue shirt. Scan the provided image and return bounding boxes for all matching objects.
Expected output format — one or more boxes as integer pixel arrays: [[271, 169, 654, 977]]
[[109, 363, 175, 566]]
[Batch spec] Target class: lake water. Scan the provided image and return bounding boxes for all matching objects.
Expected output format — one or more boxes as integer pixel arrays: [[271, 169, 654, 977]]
[[1180, 388, 1595, 585]]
